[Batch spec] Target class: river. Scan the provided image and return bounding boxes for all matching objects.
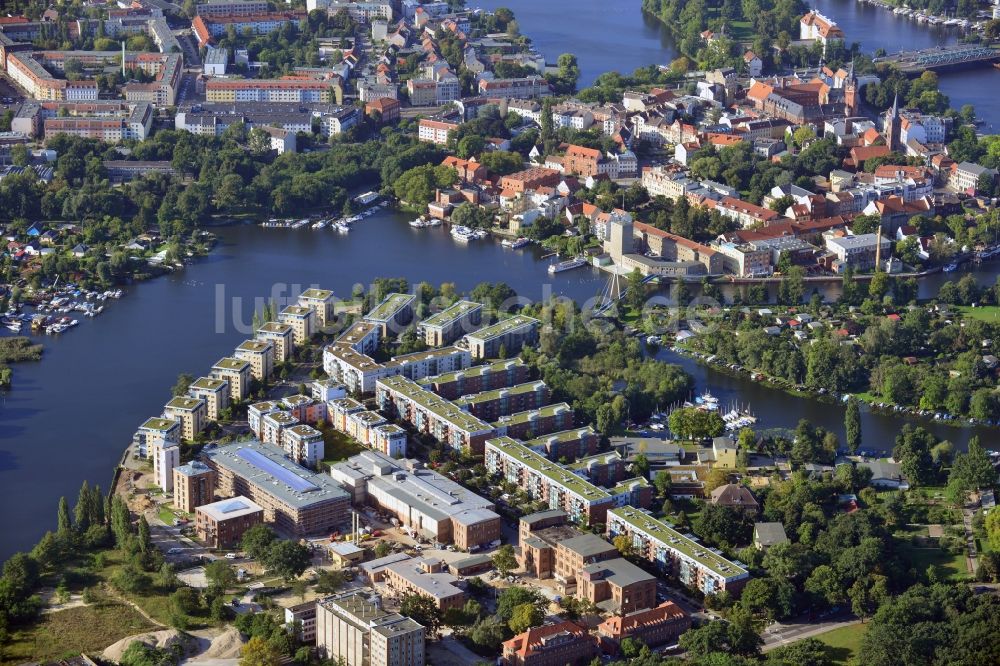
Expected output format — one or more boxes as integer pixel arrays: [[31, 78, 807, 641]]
[[476, 0, 1000, 129], [2, 210, 998, 561]]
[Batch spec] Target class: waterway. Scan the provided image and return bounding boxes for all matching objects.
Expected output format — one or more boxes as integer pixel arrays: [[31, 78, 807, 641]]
[[1, 209, 998, 561], [476, 0, 1000, 129]]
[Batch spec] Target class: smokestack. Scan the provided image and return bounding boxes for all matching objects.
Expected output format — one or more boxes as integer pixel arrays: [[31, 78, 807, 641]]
[[121, 41, 125, 78]]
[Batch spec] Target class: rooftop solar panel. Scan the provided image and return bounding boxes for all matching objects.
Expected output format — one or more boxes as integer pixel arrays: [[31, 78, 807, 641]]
[[237, 447, 317, 493], [219, 499, 249, 514]]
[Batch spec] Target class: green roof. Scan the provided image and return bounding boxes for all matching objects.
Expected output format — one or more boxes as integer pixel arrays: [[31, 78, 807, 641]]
[[190, 377, 226, 391], [166, 396, 203, 411], [299, 288, 333, 301], [365, 292, 415, 323], [378, 375, 493, 434], [256, 321, 293, 334], [608, 506, 749, 580], [464, 315, 539, 342], [141, 417, 179, 431], [419, 358, 525, 387], [237, 340, 272, 353], [420, 300, 482, 329], [565, 447, 619, 470], [494, 402, 572, 427], [486, 436, 611, 502], [453, 380, 545, 407], [280, 305, 312, 317], [214, 357, 250, 372], [384, 346, 470, 368], [611, 477, 651, 494], [524, 426, 596, 446]]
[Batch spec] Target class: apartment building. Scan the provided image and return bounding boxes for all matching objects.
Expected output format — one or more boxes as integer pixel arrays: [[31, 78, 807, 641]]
[[206, 79, 336, 103], [492, 402, 574, 440], [418, 358, 529, 400], [192, 11, 305, 45], [330, 451, 501, 549], [282, 393, 327, 425], [376, 375, 496, 454], [327, 399, 406, 457], [163, 396, 207, 442], [282, 424, 325, 468], [417, 117, 459, 144], [364, 292, 415, 336], [486, 437, 616, 526], [203, 440, 351, 537], [607, 506, 750, 595], [324, 342, 471, 395], [312, 0, 393, 21], [133, 416, 180, 458], [235, 339, 275, 381], [478, 75, 550, 99], [196, 0, 271, 17], [417, 300, 482, 346], [522, 525, 616, 581], [149, 425, 180, 493], [298, 288, 336, 327], [211, 357, 252, 402], [596, 602, 691, 656], [501, 621, 597, 666], [567, 451, 627, 487], [525, 427, 599, 463], [279, 305, 317, 345], [712, 241, 773, 277], [577, 557, 656, 614], [256, 321, 295, 362], [316, 592, 425, 666], [633, 222, 724, 275], [460, 315, 539, 360], [195, 496, 264, 548], [18, 100, 154, 142], [188, 376, 230, 421], [453, 380, 549, 422], [173, 461, 216, 513], [716, 196, 781, 228], [262, 410, 299, 446], [338, 321, 381, 356], [824, 233, 891, 271]]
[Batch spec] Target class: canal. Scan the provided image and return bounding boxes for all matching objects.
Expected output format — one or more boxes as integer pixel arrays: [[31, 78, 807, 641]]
[[2, 210, 998, 561], [476, 0, 1000, 129]]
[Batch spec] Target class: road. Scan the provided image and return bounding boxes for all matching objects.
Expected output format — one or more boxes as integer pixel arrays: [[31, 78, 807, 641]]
[[962, 499, 979, 575], [761, 615, 861, 652]]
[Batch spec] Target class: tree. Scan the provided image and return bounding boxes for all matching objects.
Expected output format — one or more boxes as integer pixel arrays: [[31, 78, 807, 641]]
[[668, 407, 725, 440], [612, 534, 635, 558], [240, 636, 282, 666], [205, 559, 237, 592], [986, 510, 1000, 552], [263, 540, 311, 581], [653, 470, 672, 497], [845, 397, 861, 454], [241, 525, 276, 561], [57, 496, 72, 533], [492, 544, 518, 578], [497, 587, 544, 623], [508, 602, 544, 633], [172, 373, 195, 397], [246, 128, 272, 156], [119, 642, 179, 666], [315, 568, 348, 594], [400, 592, 442, 636]]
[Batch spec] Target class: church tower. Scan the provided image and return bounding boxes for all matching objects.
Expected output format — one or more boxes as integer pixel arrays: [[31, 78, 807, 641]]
[[884, 91, 901, 151], [844, 61, 858, 116]]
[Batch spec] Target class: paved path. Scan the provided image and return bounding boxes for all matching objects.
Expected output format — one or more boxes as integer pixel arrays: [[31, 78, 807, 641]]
[[762, 616, 861, 652], [962, 500, 979, 575]]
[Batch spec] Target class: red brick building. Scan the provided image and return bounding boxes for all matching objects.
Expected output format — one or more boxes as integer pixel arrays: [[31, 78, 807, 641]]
[[501, 621, 598, 666], [596, 602, 692, 655], [366, 96, 400, 124]]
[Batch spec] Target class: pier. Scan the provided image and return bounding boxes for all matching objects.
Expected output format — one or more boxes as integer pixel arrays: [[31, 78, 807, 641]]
[[874, 44, 1000, 75]]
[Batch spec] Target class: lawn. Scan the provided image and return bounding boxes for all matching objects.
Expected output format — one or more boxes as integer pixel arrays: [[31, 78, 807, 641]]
[[1, 602, 155, 665], [814, 623, 868, 665], [321, 428, 364, 463], [956, 305, 1000, 323], [897, 539, 968, 581]]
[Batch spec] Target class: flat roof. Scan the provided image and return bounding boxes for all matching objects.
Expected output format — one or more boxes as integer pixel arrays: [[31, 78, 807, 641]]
[[197, 496, 263, 521], [384, 346, 469, 368], [237, 339, 272, 353], [214, 357, 251, 372], [256, 321, 294, 334], [203, 440, 349, 510], [493, 402, 572, 427], [609, 506, 748, 580], [558, 533, 617, 558], [486, 437, 611, 502], [166, 396, 203, 411], [378, 375, 493, 434], [464, 314, 538, 342], [190, 376, 227, 391], [580, 556, 655, 587], [175, 460, 213, 477], [299, 287, 333, 300], [383, 557, 465, 601], [453, 380, 546, 407], [365, 292, 415, 323], [140, 417, 179, 431], [420, 358, 525, 386], [527, 427, 595, 448], [337, 321, 378, 346], [419, 299, 482, 329]]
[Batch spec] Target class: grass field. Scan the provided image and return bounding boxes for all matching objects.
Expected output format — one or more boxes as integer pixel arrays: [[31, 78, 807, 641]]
[[815, 623, 868, 665], [956, 305, 1000, 323], [898, 540, 968, 581], [321, 429, 364, 463], [2, 602, 155, 665]]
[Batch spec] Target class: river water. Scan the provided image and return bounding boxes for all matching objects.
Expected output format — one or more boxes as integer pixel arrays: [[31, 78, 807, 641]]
[[477, 0, 1000, 129], [1, 210, 998, 561]]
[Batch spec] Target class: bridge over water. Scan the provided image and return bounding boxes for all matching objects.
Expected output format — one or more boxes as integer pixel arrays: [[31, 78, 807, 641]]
[[874, 44, 1000, 75]]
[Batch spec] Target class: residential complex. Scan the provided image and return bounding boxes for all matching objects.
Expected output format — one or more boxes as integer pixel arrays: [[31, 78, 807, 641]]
[[173, 461, 217, 514], [202, 440, 350, 537], [417, 300, 482, 346], [188, 377, 231, 421], [460, 315, 539, 360], [330, 451, 501, 550], [376, 375, 495, 454], [211, 357, 253, 402], [364, 292, 415, 335], [606, 506, 750, 595], [417, 358, 529, 400]]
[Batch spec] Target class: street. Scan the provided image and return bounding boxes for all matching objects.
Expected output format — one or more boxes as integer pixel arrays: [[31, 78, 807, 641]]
[[761, 614, 861, 652]]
